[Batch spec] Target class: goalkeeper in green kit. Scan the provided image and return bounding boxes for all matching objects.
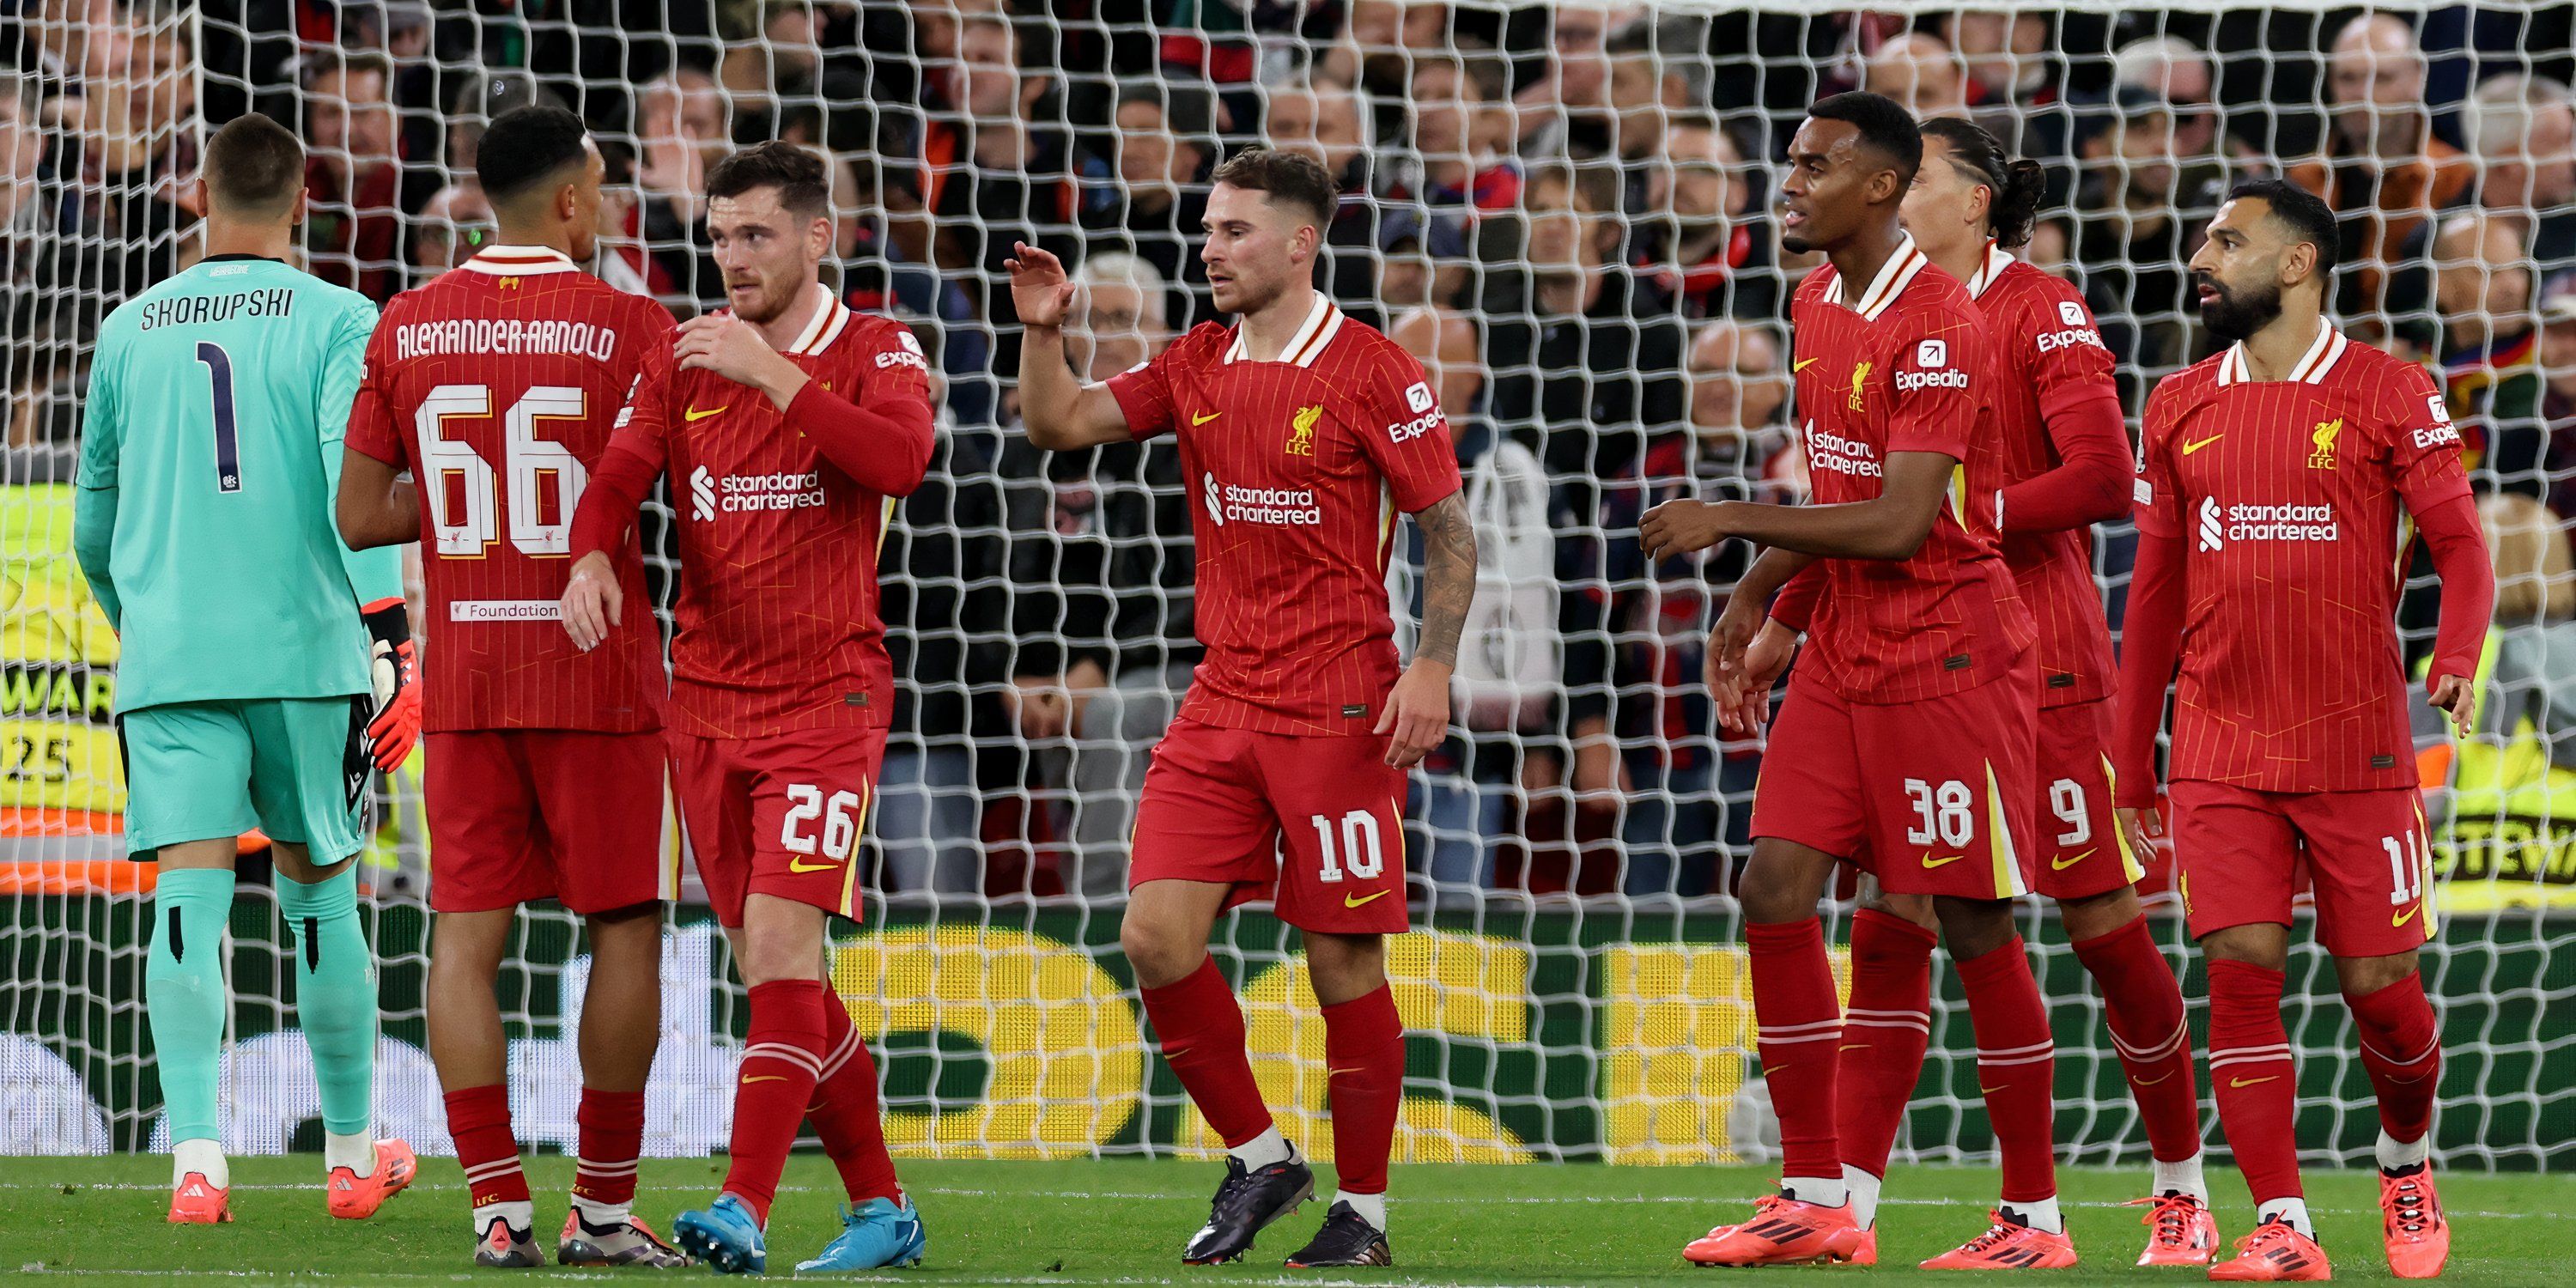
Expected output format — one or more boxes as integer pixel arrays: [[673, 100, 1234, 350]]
[[73, 114, 422, 1225]]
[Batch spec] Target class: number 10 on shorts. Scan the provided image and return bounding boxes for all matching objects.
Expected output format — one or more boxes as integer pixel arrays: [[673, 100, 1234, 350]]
[[1311, 809, 1385, 883]]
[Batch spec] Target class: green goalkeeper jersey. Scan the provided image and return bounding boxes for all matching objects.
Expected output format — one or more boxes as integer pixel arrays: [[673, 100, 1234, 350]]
[[75, 255, 404, 713]]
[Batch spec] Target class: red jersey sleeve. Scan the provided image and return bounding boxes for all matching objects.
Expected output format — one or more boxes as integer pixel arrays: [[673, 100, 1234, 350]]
[[1883, 308, 1979, 460], [343, 307, 406, 468], [1352, 346, 1463, 513], [2131, 384, 2184, 540], [568, 338, 676, 560], [2378, 361, 2474, 513], [791, 319, 934, 497], [2025, 284, 2117, 422], [1106, 339, 1182, 440]]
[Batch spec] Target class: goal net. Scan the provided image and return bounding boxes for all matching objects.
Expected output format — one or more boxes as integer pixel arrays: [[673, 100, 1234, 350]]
[[3, 0, 2572, 1174]]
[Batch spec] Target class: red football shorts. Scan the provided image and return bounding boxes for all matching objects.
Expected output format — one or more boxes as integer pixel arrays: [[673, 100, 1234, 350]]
[[669, 726, 886, 927], [2167, 780, 2435, 957], [425, 730, 673, 914], [2028, 698, 2148, 901], [1129, 717, 1409, 935], [1749, 658, 2038, 902]]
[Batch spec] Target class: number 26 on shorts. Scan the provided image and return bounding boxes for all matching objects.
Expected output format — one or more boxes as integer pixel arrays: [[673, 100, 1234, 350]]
[[782, 784, 862, 860]]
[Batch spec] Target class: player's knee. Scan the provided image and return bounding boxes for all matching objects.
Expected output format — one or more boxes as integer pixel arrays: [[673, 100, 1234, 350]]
[[1868, 889, 1939, 932], [2055, 885, 2141, 942], [1302, 932, 1387, 1005], [1119, 916, 1204, 989], [2198, 924, 2289, 973], [2333, 948, 2421, 998], [1930, 896, 2016, 959]]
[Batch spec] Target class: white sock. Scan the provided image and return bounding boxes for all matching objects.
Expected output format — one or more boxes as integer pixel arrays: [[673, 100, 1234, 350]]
[[1781, 1175, 1846, 1209], [2002, 1195, 2063, 1235], [1228, 1126, 1294, 1171], [1841, 1164, 1883, 1229], [1335, 1190, 1387, 1231], [2153, 1151, 2209, 1201], [2378, 1129, 2430, 1173], [573, 1196, 633, 1230], [173, 1138, 228, 1190], [325, 1131, 375, 1178], [475, 1199, 536, 1237], [2257, 1197, 2314, 1238]]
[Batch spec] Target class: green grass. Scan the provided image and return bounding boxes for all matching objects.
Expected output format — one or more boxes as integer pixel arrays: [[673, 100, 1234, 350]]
[[0, 1157, 2565, 1284]]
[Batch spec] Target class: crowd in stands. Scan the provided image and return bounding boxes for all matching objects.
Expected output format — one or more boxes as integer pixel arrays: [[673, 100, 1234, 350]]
[[7, 0, 2576, 905]]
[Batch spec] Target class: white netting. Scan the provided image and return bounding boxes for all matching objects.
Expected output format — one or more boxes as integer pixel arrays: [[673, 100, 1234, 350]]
[[0, 0, 2572, 1172]]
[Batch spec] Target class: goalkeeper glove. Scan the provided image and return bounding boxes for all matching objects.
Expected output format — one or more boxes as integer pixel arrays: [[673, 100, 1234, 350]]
[[360, 597, 420, 773]]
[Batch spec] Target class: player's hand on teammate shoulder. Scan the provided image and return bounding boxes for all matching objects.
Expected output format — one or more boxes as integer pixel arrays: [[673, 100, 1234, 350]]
[[1639, 498, 1738, 562], [1003, 241, 1076, 331], [676, 313, 805, 409], [560, 551, 623, 653], [1374, 659, 1452, 769]]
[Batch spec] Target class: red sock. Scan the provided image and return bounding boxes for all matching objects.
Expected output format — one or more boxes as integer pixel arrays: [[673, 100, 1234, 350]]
[[808, 988, 902, 1204], [1140, 957, 1275, 1149], [2207, 959, 2301, 1203], [1745, 918, 1843, 1185], [722, 979, 828, 1224], [442, 1083, 529, 1210], [2346, 971, 2440, 1150], [572, 1088, 646, 1212], [1954, 935, 2057, 1204], [1321, 985, 1405, 1195], [2069, 915, 2202, 1163], [1835, 908, 1937, 1182]]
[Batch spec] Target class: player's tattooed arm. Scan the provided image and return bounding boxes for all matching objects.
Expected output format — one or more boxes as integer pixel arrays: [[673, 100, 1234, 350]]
[[1411, 489, 1478, 669]]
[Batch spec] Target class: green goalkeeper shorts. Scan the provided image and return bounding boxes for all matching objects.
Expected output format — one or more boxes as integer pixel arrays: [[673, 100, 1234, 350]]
[[119, 696, 372, 860]]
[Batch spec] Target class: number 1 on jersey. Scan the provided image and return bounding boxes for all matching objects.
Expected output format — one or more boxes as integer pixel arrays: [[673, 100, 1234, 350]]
[[196, 342, 241, 494]]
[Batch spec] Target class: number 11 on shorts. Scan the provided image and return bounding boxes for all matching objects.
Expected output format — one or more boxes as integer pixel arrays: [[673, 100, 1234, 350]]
[[1311, 809, 1384, 883]]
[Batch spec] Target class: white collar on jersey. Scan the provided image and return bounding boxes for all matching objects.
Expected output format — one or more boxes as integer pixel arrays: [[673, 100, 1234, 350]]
[[1223, 293, 1343, 368], [779, 282, 854, 356], [1965, 239, 2014, 301], [2217, 319, 2348, 387], [461, 245, 580, 276], [1832, 231, 1930, 322]]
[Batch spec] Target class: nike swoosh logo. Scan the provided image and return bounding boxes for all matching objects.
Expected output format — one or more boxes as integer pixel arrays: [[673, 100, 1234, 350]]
[[1981, 1084, 2009, 1095], [2392, 902, 2424, 928], [685, 404, 729, 422], [2133, 1072, 2175, 1086], [2052, 848, 2095, 872], [1343, 890, 1391, 908], [1327, 1067, 1364, 1078], [2181, 434, 2224, 455], [2228, 1075, 2280, 1089], [1793, 358, 1821, 372], [1191, 410, 1221, 425], [743, 1074, 788, 1084], [1920, 853, 1965, 869], [1838, 1043, 1869, 1052], [787, 857, 841, 873]]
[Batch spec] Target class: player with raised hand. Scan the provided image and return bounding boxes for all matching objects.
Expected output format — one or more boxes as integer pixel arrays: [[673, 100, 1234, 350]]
[[2118, 179, 2494, 1282], [73, 112, 419, 1226], [1787, 115, 2215, 1267], [1009, 146, 1475, 1269], [560, 141, 933, 1277], [1640, 93, 2071, 1271], [336, 105, 688, 1270]]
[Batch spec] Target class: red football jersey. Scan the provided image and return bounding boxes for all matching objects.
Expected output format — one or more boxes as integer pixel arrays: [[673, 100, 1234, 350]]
[[1965, 244, 2121, 708], [1787, 236, 2033, 704], [608, 289, 931, 739], [2136, 323, 2471, 793], [344, 246, 669, 734], [1107, 296, 1462, 735]]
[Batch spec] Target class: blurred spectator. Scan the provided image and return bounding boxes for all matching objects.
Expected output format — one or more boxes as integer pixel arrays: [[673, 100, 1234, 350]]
[[2538, 283, 2576, 520], [1684, 318, 1792, 482], [2074, 88, 2221, 394], [2435, 211, 2545, 492], [1865, 32, 1970, 120], [1083, 82, 1216, 329], [988, 251, 1197, 897], [1322, 0, 1449, 136], [1513, 2, 1639, 161], [632, 67, 726, 223], [1605, 11, 1712, 178], [1392, 40, 1522, 258], [1943, 9, 2069, 165], [2287, 12, 2474, 336], [923, 14, 1090, 331], [302, 48, 402, 300], [1262, 74, 1383, 325], [2111, 35, 2232, 162], [2468, 492, 2576, 771], [2464, 74, 2576, 275], [408, 180, 493, 280], [1634, 114, 1778, 321]]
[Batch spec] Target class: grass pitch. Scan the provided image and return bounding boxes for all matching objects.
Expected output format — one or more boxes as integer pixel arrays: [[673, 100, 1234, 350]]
[[1, 1156, 2566, 1284]]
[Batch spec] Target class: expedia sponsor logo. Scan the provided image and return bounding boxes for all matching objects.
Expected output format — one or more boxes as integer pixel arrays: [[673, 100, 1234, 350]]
[[1803, 420, 1881, 478], [2200, 497, 2339, 551], [1201, 471, 1321, 526], [694, 467, 828, 517], [1385, 407, 1444, 445], [2035, 326, 2106, 354], [1895, 367, 1969, 393], [876, 330, 929, 371], [2414, 422, 2464, 450]]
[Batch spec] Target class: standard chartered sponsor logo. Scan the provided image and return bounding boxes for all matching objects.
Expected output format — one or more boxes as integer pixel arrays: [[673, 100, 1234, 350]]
[[1200, 471, 1322, 526], [2202, 496, 2338, 550], [1803, 420, 1882, 477], [709, 469, 828, 513], [690, 466, 717, 521]]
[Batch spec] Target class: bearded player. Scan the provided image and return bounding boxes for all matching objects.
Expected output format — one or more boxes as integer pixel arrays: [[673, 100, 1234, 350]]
[[337, 106, 688, 1270], [561, 142, 931, 1275], [2117, 179, 2493, 1283], [1641, 93, 2071, 1270], [1008, 146, 1476, 1269], [1753, 115, 2212, 1267]]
